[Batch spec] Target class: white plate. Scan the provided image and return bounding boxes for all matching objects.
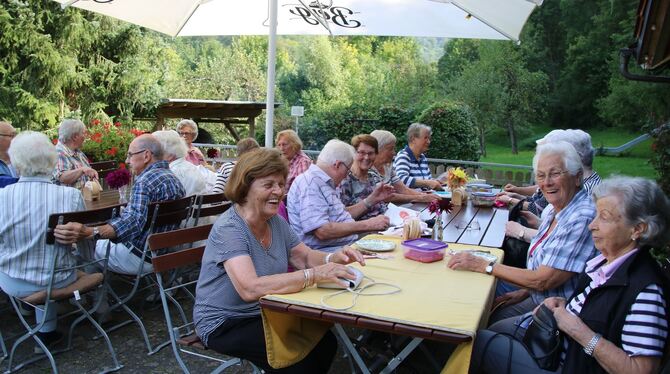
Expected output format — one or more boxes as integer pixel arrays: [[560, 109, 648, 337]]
[[355, 239, 396, 252]]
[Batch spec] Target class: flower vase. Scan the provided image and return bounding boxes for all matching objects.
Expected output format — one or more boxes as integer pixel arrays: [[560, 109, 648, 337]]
[[118, 185, 129, 204], [433, 213, 444, 242]]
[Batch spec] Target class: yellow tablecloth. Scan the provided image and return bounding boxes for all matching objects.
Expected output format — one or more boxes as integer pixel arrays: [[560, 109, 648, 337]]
[[261, 235, 502, 372]]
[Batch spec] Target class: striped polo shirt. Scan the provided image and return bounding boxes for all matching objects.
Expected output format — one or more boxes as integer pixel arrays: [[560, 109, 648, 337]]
[[392, 145, 432, 188]]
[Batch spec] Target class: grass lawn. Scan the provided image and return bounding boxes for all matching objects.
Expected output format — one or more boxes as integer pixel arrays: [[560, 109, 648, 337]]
[[480, 127, 657, 179]]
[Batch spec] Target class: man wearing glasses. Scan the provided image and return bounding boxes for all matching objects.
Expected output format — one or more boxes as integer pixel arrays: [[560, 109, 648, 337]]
[[0, 121, 18, 178], [54, 134, 185, 275], [288, 139, 390, 253]]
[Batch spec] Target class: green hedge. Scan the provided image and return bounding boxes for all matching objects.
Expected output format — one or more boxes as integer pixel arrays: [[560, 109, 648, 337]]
[[417, 102, 480, 161]]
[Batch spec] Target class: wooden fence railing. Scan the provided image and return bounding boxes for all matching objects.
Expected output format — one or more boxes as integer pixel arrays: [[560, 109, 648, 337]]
[[195, 143, 534, 187]]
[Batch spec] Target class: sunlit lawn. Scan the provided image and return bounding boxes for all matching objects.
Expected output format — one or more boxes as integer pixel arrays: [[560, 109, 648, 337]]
[[481, 127, 657, 179]]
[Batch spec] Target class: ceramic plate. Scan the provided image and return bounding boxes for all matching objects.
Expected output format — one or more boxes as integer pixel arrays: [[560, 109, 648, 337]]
[[355, 239, 396, 252]]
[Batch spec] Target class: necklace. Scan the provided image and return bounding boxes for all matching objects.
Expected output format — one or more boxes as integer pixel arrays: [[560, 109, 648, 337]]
[[236, 206, 272, 251]]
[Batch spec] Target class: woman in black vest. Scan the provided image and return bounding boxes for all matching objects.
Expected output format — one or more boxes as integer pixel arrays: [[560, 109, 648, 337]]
[[470, 176, 670, 373]]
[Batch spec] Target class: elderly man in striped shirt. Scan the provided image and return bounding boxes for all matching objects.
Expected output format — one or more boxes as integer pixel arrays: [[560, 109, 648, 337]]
[[392, 123, 442, 191], [54, 134, 185, 275]]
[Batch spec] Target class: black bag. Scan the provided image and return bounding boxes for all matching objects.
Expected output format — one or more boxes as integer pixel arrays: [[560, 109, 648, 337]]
[[501, 200, 530, 268], [522, 304, 563, 371]]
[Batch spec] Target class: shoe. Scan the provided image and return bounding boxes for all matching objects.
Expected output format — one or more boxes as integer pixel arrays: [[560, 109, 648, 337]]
[[34, 330, 64, 354]]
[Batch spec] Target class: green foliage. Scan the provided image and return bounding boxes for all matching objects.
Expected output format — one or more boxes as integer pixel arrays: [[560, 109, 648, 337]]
[[416, 102, 480, 161]]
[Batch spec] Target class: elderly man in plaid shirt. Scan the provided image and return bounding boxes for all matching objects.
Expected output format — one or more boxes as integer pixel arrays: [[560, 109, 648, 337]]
[[54, 134, 185, 274]]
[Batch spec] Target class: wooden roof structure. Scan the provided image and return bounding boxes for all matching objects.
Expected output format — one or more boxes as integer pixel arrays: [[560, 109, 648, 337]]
[[155, 99, 280, 140]]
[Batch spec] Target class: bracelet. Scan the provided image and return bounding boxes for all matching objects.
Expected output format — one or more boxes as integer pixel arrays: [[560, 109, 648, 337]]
[[302, 269, 309, 289], [307, 268, 314, 287], [583, 333, 601, 356], [325, 253, 333, 264], [363, 198, 373, 210]]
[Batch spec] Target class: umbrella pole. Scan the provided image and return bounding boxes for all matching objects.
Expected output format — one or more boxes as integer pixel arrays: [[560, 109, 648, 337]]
[[265, 0, 278, 148]]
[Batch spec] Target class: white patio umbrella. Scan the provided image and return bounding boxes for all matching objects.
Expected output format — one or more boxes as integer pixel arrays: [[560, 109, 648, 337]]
[[55, 0, 541, 147]]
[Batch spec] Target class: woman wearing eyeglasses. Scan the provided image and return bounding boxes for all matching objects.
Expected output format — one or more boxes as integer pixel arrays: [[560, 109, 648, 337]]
[[339, 134, 395, 221], [176, 119, 206, 166], [448, 141, 597, 324]]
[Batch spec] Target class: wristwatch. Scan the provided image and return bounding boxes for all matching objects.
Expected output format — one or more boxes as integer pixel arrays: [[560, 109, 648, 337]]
[[92, 227, 101, 241], [485, 261, 495, 275], [583, 333, 601, 356], [517, 229, 525, 240]]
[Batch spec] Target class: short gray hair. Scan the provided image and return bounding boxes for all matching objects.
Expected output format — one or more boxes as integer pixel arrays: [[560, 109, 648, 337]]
[[9, 131, 58, 177], [539, 129, 595, 168], [176, 119, 198, 138], [592, 176, 670, 249], [152, 130, 187, 159], [317, 139, 355, 166], [407, 123, 431, 142], [533, 141, 583, 183], [134, 134, 163, 160], [370, 130, 397, 149], [58, 119, 86, 143]]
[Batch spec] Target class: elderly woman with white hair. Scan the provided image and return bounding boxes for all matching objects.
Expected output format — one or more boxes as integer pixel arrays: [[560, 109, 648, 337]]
[[153, 130, 207, 196], [392, 123, 442, 191], [276, 129, 312, 193], [449, 141, 597, 324], [176, 119, 206, 166], [471, 177, 669, 374], [0, 132, 87, 347], [53, 119, 98, 189], [370, 130, 438, 204]]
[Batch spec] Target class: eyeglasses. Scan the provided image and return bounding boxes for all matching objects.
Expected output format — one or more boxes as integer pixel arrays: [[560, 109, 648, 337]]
[[337, 160, 351, 172], [0, 133, 16, 138], [126, 149, 147, 159], [535, 170, 568, 183], [178, 131, 195, 137], [356, 150, 376, 158]]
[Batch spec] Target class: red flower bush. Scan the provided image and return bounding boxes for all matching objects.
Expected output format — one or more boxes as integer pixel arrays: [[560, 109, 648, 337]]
[[82, 119, 145, 164], [207, 148, 220, 158]]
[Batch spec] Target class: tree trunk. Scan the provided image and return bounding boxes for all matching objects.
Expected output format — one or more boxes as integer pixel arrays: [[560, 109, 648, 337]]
[[479, 126, 487, 157], [506, 119, 518, 154]]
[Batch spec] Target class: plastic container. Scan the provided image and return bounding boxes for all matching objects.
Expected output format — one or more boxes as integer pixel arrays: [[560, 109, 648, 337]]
[[466, 183, 494, 193], [471, 191, 496, 207], [401, 238, 448, 263]]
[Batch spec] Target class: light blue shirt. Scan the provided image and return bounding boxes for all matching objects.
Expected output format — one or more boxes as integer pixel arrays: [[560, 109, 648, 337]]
[[287, 164, 357, 250], [0, 177, 84, 285], [527, 189, 597, 304]]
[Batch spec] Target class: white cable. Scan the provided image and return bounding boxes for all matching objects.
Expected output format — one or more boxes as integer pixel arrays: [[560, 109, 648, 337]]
[[320, 276, 401, 311]]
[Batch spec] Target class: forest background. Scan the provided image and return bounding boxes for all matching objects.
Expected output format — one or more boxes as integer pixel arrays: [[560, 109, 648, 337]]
[[1, 0, 669, 181]]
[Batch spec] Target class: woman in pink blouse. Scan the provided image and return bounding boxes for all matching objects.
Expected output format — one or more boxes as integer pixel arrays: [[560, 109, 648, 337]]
[[276, 130, 312, 193], [176, 119, 206, 166]]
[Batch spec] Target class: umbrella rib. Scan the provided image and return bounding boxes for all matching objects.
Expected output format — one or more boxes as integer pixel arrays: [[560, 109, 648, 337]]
[[297, 0, 333, 35], [174, 0, 207, 37], [448, 1, 517, 42]]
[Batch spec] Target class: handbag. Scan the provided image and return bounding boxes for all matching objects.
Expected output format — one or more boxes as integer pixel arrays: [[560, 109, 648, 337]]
[[501, 200, 530, 268], [522, 304, 563, 371]]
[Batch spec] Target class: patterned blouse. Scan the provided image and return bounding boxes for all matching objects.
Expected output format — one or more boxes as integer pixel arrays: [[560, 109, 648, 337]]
[[286, 151, 312, 192], [339, 169, 387, 220], [52, 142, 93, 189]]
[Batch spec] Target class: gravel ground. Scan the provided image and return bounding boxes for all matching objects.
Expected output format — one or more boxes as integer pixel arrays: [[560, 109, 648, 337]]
[[0, 288, 451, 374]]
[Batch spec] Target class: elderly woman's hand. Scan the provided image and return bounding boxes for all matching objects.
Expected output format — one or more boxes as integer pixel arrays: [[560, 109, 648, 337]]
[[505, 221, 526, 238], [543, 297, 585, 336], [370, 182, 395, 204], [81, 166, 99, 180], [312, 263, 360, 288], [494, 289, 530, 308], [330, 246, 366, 266], [447, 252, 488, 273]]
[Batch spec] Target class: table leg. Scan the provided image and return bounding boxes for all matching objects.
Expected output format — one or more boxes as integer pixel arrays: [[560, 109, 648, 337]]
[[379, 337, 423, 374], [333, 324, 371, 374]]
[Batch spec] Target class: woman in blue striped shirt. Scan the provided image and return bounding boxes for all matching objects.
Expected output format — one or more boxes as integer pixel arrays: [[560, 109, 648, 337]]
[[471, 176, 669, 374]]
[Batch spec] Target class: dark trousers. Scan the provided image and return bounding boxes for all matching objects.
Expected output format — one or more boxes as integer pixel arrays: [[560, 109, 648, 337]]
[[206, 316, 337, 373]]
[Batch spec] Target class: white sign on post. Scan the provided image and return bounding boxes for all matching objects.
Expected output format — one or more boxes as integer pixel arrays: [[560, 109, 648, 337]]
[[291, 106, 304, 117]]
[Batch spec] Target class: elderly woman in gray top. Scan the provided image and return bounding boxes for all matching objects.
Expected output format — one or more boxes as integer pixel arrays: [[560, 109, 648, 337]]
[[53, 119, 98, 189], [194, 148, 365, 373]]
